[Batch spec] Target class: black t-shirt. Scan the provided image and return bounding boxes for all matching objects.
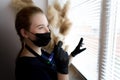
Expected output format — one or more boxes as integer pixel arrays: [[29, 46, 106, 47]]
[[15, 50, 57, 80]]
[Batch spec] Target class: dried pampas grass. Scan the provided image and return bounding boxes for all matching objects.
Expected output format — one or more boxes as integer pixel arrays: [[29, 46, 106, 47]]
[[61, 0, 70, 18], [47, 0, 72, 36], [44, 0, 72, 52], [60, 18, 72, 35], [11, 0, 35, 13]]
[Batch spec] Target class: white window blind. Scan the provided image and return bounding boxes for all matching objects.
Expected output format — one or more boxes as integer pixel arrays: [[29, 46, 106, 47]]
[[65, 0, 102, 80], [114, 0, 120, 79], [48, 0, 120, 80], [99, 0, 120, 80]]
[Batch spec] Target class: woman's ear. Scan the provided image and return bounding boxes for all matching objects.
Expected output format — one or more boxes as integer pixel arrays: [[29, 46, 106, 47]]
[[20, 28, 29, 38]]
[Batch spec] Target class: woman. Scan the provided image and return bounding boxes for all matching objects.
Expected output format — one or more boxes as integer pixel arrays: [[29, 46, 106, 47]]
[[15, 6, 69, 80]]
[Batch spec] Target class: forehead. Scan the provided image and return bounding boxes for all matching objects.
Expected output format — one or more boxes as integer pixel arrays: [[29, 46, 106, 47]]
[[30, 13, 48, 26]]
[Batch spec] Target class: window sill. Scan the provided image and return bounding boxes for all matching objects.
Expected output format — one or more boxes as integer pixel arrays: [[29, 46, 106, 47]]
[[71, 51, 98, 80]]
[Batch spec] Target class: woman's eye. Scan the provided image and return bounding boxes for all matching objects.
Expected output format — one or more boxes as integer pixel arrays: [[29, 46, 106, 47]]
[[47, 25, 50, 28], [38, 27, 43, 29]]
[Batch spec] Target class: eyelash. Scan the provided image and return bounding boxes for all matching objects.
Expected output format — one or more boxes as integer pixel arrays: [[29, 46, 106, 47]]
[[38, 27, 43, 29], [38, 25, 49, 29], [46, 25, 49, 28]]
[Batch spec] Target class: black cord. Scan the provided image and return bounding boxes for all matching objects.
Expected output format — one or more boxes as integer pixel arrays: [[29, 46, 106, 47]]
[[25, 44, 51, 65]]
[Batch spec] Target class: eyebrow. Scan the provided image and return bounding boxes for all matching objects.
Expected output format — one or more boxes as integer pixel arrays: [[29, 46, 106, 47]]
[[35, 24, 44, 27], [35, 24, 49, 28]]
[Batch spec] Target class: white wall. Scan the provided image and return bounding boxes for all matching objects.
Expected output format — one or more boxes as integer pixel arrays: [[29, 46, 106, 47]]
[[0, 0, 47, 80]]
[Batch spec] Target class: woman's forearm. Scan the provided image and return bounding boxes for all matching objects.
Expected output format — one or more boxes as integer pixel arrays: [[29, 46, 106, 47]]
[[57, 73, 69, 80]]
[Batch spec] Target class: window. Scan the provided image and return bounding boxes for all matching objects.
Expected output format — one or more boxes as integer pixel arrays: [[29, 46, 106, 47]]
[[47, 0, 120, 80], [65, 0, 120, 80], [99, 0, 120, 80], [65, 0, 102, 80]]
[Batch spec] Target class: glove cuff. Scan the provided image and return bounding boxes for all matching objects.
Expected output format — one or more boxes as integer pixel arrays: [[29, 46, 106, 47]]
[[57, 67, 68, 74], [71, 52, 76, 57]]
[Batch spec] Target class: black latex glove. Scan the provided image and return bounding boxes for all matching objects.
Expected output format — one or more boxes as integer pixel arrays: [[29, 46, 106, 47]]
[[53, 41, 69, 74], [71, 37, 86, 57]]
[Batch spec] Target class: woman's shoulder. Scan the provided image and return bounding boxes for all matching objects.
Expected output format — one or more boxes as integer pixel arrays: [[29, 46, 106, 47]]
[[16, 56, 46, 71], [16, 57, 38, 66]]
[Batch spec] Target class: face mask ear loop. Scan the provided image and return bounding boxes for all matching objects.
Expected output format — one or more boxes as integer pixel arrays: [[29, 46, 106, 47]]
[[26, 31, 37, 43], [29, 31, 35, 35], [25, 29, 35, 35]]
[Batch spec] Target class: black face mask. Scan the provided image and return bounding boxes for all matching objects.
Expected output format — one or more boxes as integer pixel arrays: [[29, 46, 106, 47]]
[[29, 32, 51, 47]]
